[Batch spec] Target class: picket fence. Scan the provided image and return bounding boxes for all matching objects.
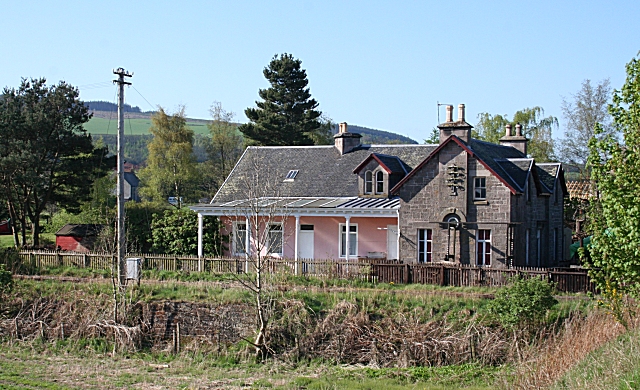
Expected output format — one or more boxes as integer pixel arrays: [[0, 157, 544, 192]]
[[7, 250, 596, 293]]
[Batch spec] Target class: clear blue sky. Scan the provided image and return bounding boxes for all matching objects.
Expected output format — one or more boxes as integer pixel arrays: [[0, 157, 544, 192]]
[[2, 0, 639, 143]]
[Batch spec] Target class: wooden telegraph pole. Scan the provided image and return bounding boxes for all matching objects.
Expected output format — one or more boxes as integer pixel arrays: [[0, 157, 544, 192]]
[[113, 68, 132, 286]]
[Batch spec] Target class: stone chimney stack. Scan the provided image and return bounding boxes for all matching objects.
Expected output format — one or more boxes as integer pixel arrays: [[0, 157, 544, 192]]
[[446, 105, 453, 122], [334, 122, 362, 155], [438, 103, 473, 143], [499, 122, 528, 156], [458, 104, 465, 122]]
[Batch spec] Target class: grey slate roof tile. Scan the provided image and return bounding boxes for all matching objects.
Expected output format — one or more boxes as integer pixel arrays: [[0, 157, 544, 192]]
[[213, 145, 436, 203]]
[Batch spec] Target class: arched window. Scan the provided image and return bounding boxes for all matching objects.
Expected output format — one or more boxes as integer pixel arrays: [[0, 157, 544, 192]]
[[376, 171, 384, 194], [365, 171, 373, 194]]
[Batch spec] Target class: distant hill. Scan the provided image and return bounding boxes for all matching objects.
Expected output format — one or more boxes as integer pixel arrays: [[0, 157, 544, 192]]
[[86, 100, 144, 114], [84, 101, 419, 164], [333, 124, 417, 145], [84, 100, 417, 144]]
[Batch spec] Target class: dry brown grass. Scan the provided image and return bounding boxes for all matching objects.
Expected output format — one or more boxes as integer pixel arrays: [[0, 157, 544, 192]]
[[271, 299, 511, 367], [504, 308, 630, 389]]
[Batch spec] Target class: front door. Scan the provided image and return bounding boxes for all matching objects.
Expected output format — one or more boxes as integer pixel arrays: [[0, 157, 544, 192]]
[[387, 224, 398, 260], [298, 224, 314, 259]]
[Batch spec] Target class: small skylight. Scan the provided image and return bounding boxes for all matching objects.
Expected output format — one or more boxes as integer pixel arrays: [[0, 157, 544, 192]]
[[284, 170, 299, 182]]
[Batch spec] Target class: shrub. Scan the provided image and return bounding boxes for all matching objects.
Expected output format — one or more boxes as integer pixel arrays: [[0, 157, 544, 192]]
[[0, 263, 13, 296], [487, 276, 558, 330]]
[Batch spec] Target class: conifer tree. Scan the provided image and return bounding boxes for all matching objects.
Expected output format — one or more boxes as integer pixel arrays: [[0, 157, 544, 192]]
[[239, 54, 323, 146]]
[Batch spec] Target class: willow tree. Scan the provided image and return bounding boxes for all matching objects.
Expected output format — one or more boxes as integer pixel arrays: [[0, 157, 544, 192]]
[[585, 54, 640, 327], [139, 107, 198, 208], [474, 107, 558, 161]]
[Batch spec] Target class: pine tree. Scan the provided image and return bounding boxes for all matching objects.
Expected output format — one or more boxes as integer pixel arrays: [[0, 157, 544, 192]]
[[239, 53, 323, 146]]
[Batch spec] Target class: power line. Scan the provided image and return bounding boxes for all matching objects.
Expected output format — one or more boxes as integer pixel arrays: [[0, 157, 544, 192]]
[[132, 85, 156, 111]]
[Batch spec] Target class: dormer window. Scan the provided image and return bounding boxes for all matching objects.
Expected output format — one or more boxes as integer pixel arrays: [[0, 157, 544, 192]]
[[284, 170, 298, 182], [365, 171, 373, 194], [376, 171, 384, 194]]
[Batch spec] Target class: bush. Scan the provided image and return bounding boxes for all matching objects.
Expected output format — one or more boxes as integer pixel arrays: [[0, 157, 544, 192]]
[[487, 276, 558, 330], [0, 263, 13, 296]]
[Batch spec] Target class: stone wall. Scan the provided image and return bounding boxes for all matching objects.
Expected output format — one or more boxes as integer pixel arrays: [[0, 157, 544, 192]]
[[144, 302, 254, 345], [397, 139, 565, 268]]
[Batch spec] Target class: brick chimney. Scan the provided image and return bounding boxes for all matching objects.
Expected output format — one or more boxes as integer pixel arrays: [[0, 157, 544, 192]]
[[334, 122, 362, 155], [438, 103, 473, 143], [499, 122, 528, 155]]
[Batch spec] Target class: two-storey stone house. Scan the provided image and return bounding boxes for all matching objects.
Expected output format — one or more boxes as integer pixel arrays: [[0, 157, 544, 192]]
[[191, 104, 566, 268]]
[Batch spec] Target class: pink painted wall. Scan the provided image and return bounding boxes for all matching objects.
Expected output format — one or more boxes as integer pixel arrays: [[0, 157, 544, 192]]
[[219, 215, 397, 259]]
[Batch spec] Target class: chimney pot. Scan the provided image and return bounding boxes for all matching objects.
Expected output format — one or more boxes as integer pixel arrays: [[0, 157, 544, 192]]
[[446, 105, 453, 122], [458, 104, 465, 122], [505, 124, 512, 137], [339, 122, 348, 133], [515, 123, 522, 136]]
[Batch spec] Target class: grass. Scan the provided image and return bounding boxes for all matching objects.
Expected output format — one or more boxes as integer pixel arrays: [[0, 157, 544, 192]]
[[84, 116, 210, 136], [0, 233, 55, 248], [551, 321, 640, 389], [0, 342, 504, 389], [0, 274, 603, 389]]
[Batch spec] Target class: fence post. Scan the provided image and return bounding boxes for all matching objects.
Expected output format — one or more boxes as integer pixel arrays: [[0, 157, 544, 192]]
[[403, 263, 410, 284], [57, 252, 63, 267], [83, 253, 89, 268], [30, 252, 37, 272], [440, 265, 445, 286]]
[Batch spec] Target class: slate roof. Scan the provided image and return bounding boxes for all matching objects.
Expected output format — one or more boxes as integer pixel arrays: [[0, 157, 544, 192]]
[[536, 163, 562, 193], [212, 136, 563, 204], [213, 145, 436, 203], [494, 159, 533, 192], [124, 172, 140, 187], [55, 224, 104, 237]]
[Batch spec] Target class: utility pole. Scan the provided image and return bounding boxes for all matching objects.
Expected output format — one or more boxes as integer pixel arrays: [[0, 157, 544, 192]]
[[113, 68, 132, 287]]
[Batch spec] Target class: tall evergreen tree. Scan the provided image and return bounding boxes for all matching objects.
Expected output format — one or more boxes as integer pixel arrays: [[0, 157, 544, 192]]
[[239, 53, 323, 146]]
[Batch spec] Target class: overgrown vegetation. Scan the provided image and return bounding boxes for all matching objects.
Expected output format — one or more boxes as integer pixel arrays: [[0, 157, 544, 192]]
[[585, 52, 640, 328], [1, 269, 624, 389]]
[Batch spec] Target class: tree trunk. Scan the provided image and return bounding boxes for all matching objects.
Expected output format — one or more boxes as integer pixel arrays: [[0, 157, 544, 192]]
[[32, 218, 40, 248], [8, 201, 20, 248], [254, 263, 268, 360]]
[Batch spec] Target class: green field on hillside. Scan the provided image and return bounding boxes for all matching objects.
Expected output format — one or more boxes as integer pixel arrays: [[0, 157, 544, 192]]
[[84, 116, 211, 136]]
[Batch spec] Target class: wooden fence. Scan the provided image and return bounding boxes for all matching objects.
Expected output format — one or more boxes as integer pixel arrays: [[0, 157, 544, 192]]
[[4, 250, 596, 293]]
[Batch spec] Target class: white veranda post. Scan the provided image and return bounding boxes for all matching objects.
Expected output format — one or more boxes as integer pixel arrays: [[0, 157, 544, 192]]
[[197, 213, 203, 258], [294, 214, 300, 275], [345, 216, 351, 263]]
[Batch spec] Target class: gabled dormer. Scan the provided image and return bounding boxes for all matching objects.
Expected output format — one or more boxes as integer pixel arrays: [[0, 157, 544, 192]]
[[353, 153, 408, 198]]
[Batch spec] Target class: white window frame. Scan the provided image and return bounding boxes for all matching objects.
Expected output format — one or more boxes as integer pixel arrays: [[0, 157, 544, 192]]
[[267, 223, 283, 256], [232, 221, 247, 256], [364, 171, 373, 194], [339, 223, 358, 258], [375, 171, 384, 194], [476, 229, 491, 266], [474, 177, 487, 200], [418, 229, 432, 263]]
